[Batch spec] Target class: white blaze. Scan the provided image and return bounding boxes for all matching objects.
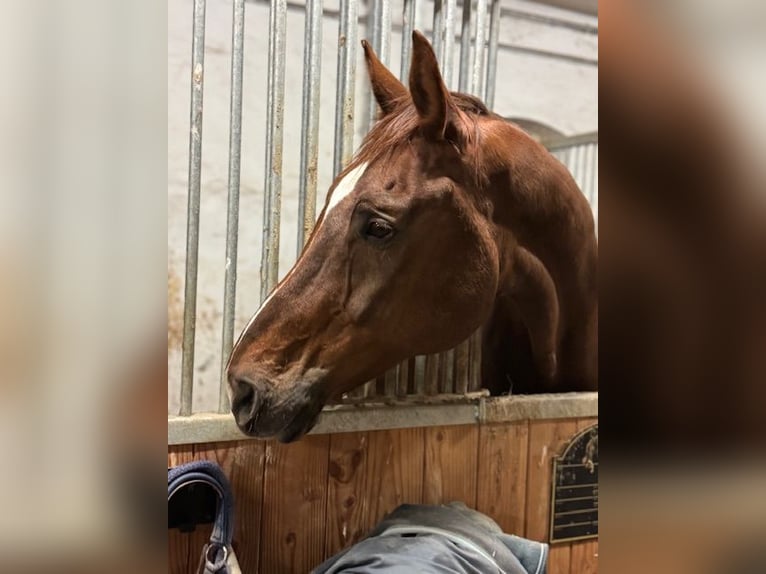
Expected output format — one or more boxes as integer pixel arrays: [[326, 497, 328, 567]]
[[228, 161, 370, 364], [326, 162, 369, 212]]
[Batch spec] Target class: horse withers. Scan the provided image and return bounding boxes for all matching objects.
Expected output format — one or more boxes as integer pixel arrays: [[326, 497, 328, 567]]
[[226, 31, 597, 442]]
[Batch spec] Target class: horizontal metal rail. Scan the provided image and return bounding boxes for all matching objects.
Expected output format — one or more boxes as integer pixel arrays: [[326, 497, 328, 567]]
[[169, 392, 598, 445]]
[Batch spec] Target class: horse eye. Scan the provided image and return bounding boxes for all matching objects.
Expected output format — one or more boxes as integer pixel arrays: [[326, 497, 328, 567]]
[[364, 218, 394, 240]]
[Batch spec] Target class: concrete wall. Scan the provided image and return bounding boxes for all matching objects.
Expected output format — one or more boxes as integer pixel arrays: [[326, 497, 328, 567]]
[[168, 0, 598, 413]]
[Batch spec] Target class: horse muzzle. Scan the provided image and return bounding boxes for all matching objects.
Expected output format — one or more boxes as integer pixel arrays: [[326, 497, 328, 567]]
[[228, 369, 327, 442]]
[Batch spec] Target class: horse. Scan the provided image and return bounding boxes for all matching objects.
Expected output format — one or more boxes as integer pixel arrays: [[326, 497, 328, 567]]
[[226, 31, 597, 442]]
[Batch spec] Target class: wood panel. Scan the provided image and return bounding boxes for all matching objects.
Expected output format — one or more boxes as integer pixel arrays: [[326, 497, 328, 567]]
[[570, 540, 599, 574], [169, 416, 597, 573], [476, 421, 529, 535], [364, 428, 426, 523], [423, 425, 479, 507], [525, 419, 579, 574], [193, 441, 265, 574], [260, 435, 330, 574], [571, 417, 599, 573], [325, 431, 371, 556]]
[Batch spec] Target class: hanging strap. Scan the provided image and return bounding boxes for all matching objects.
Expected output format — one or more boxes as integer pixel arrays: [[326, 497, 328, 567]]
[[168, 460, 235, 549]]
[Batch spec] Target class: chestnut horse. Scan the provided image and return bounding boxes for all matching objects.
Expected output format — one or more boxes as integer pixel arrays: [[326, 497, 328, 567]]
[[226, 32, 597, 442]]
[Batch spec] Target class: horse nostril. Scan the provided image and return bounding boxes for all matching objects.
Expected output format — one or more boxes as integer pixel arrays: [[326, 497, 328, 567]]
[[230, 377, 264, 428]]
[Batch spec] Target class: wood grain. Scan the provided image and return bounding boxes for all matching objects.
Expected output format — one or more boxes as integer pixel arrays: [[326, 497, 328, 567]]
[[572, 417, 598, 573], [476, 421, 529, 535], [260, 435, 330, 574], [525, 419, 579, 574], [423, 425, 479, 507], [194, 441, 265, 574], [570, 540, 599, 573], [365, 428, 425, 525], [325, 431, 371, 556]]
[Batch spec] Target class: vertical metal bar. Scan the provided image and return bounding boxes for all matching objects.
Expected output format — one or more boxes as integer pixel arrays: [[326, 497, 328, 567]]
[[384, 364, 398, 396], [432, 0, 444, 64], [471, 0, 488, 98], [180, 0, 207, 416], [219, 0, 246, 413], [334, 0, 359, 177], [583, 144, 594, 204], [439, 349, 455, 394], [297, 0, 323, 252], [414, 355, 427, 394], [424, 353, 439, 395], [396, 358, 411, 397], [468, 329, 482, 391], [400, 0, 417, 81], [441, 0, 456, 88], [454, 339, 469, 394], [458, 0, 472, 93], [484, 0, 501, 109], [368, 0, 391, 130], [261, 0, 287, 302]]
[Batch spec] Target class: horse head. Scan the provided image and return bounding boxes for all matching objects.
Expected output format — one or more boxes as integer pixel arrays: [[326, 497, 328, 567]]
[[226, 32, 505, 442]]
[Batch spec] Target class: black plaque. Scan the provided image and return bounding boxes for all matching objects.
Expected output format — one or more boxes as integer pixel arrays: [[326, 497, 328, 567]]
[[549, 424, 598, 543]]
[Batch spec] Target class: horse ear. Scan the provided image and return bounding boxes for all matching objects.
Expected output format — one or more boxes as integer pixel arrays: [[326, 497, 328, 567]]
[[362, 39, 408, 116], [409, 30, 454, 140]]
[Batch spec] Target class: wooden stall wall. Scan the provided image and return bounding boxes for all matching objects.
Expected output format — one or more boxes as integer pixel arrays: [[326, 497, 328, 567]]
[[168, 417, 598, 574]]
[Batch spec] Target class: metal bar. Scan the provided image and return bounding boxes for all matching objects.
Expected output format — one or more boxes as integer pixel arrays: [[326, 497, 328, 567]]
[[368, 0, 392, 130], [297, 0, 323, 252], [432, 0, 444, 65], [439, 349, 455, 394], [454, 339, 469, 394], [470, 334, 481, 392], [458, 0, 472, 93], [424, 353, 439, 395], [168, 393, 596, 445], [484, 0, 501, 109], [261, 0, 288, 301], [333, 0, 359, 177], [219, 0, 246, 413], [180, 0, 207, 416], [442, 0, 456, 88], [396, 359, 410, 397], [471, 0, 488, 98], [414, 355, 427, 394], [583, 144, 594, 204], [384, 364, 398, 396], [400, 0, 417, 81], [468, 329, 482, 391]]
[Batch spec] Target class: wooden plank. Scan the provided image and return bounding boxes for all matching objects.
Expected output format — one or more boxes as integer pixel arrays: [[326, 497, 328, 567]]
[[325, 432, 371, 557], [577, 417, 598, 431], [525, 419, 579, 574], [423, 425, 479, 507], [193, 441, 265, 574], [476, 421, 529, 535], [260, 435, 330, 574], [364, 428, 426, 526], [168, 444, 195, 574], [570, 540, 598, 574]]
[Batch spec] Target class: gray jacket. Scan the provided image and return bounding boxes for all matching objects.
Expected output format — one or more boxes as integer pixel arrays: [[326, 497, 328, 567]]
[[312, 503, 548, 574]]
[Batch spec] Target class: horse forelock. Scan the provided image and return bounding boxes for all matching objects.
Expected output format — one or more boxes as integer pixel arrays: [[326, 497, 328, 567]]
[[350, 91, 489, 175]]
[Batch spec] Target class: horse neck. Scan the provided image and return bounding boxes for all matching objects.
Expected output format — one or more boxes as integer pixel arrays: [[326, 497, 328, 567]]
[[483, 129, 597, 293]]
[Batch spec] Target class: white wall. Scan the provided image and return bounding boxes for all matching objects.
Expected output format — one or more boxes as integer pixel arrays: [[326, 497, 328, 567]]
[[168, 0, 598, 413]]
